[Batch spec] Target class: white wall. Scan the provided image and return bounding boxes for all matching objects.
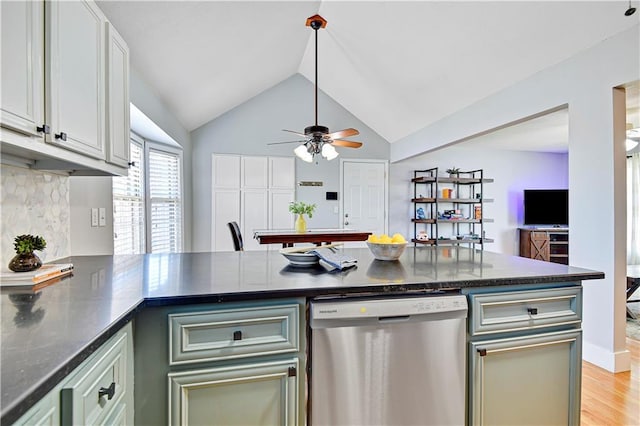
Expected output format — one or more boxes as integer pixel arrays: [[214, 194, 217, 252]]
[[190, 73, 390, 252], [390, 147, 568, 256], [391, 25, 640, 372]]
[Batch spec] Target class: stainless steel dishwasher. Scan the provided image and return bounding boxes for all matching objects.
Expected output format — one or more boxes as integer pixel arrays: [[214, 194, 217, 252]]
[[310, 293, 468, 426]]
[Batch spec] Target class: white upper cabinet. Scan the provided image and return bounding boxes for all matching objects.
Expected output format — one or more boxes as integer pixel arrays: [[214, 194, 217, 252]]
[[241, 156, 268, 189], [45, 0, 105, 159], [105, 22, 130, 167], [269, 157, 295, 189], [0, 0, 130, 176], [0, 1, 45, 137]]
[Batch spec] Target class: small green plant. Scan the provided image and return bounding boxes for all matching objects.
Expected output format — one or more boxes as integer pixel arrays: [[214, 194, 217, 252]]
[[446, 167, 460, 175], [288, 201, 316, 218], [13, 234, 46, 255]]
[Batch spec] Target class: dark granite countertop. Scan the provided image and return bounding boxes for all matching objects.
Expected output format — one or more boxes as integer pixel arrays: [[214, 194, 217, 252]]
[[0, 247, 603, 424]]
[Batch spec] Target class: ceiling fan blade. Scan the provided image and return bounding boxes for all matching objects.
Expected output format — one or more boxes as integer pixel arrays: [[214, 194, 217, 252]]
[[282, 129, 307, 137], [267, 139, 308, 145], [331, 139, 363, 148], [325, 128, 359, 140]]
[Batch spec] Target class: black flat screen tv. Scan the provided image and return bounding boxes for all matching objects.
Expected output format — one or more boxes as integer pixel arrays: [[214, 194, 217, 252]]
[[523, 189, 568, 226]]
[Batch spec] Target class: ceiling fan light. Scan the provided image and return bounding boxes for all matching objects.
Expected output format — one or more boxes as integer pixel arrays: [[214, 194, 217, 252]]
[[321, 143, 339, 160], [626, 138, 639, 152], [294, 144, 313, 162]]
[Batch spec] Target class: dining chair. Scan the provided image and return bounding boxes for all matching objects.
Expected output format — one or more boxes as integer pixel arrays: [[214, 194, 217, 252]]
[[227, 222, 244, 251]]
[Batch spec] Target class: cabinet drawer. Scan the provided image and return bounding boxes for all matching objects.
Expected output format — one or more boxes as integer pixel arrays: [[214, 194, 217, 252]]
[[61, 325, 131, 426], [169, 304, 299, 365], [469, 287, 581, 336]]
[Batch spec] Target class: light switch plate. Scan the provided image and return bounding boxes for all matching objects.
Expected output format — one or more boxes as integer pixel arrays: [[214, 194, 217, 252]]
[[91, 208, 99, 227], [99, 208, 106, 227]]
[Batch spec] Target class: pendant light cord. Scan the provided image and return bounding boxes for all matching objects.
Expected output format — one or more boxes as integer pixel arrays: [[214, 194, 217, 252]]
[[314, 26, 318, 127]]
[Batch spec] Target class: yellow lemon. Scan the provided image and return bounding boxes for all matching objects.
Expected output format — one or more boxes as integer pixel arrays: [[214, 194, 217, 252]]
[[368, 234, 380, 243], [379, 235, 393, 244], [391, 233, 406, 243]]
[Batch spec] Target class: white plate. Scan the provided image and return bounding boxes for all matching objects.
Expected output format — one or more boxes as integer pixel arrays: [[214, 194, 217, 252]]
[[280, 251, 319, 266]]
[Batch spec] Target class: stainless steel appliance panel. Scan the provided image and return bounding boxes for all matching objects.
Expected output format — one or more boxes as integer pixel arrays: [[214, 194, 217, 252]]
[[310, 295, 467, 426]]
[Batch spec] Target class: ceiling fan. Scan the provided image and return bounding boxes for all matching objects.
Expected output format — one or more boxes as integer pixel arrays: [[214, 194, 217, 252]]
[[269, 14, 363, 162]]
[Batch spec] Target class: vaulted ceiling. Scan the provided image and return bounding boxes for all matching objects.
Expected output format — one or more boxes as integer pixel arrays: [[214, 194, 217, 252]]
[[97, 1, 639, 143]]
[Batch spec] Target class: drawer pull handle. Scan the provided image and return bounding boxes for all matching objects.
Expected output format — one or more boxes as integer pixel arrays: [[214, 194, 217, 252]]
[[98, 382, 116, 400], [288, 366, 297, 377], [477, 348, 487, 357], [527, 308, 539, 315], [55, 132, 67, 141], [37, 124, 50, 134], [233, 330, 242, 341]]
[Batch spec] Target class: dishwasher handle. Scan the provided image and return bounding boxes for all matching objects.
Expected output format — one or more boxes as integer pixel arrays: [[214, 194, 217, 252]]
[[378, 315, 411, 323]]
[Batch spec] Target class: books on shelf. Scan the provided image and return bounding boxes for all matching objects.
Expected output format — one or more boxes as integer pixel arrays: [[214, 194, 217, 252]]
[[0, 263, 74, 287]]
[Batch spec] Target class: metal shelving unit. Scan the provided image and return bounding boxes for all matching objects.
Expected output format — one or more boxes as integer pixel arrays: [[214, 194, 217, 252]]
[[411, 167, 494, 248]]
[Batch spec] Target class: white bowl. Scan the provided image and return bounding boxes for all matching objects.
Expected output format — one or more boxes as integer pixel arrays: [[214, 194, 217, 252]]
[[279, 250, 319, 267], [366, 242, 407, 261]]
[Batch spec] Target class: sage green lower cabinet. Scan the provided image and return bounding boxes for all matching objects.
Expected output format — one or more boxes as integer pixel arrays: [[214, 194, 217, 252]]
[[11, 322, 133, 426], [134, 298, 306, 426], [465, 284, 583, 425], [12, 387, 60, 426], [469, 329, 582, 425], [61, 322, 134, 426], [168, 359, 299, 425]]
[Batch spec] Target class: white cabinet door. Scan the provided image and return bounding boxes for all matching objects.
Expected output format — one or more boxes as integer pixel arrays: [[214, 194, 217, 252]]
[[269, 190, 294, 230], [45, 0, 105, 159], [212, 190, 241, 251], [0, 0, 44, 137], [105, 22, 130, 168], [241, 156, 268, 189], [212, 154, 240, 189], [269, 157, 295, 189], [241, 189, 268, 251]]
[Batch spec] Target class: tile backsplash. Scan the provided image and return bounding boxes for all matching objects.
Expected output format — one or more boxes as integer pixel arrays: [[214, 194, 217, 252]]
[[1, 165, 70, 264]]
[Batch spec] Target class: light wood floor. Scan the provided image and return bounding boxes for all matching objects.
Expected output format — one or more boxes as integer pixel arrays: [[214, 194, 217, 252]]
[[581, 337, 639, 425]]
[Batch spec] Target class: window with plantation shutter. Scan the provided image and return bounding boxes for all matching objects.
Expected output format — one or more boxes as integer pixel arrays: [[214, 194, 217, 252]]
[[113, 138, 145, 254], [147, 145, 183, 253]]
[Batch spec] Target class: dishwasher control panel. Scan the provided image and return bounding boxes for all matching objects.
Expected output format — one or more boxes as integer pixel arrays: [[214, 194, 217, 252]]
[[311, 295, 468, 320]]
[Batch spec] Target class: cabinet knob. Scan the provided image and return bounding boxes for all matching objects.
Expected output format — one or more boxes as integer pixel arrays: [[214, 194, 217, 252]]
[[36, 124, 50, 134], [128, 161, 136, 167], [55, 132, 67, 141], [233, 330, 242, 341], [288, 366, 297, 377], [98, 382, 116, 400], [477, 348, 487, 357], [527, 307, 538, 315]]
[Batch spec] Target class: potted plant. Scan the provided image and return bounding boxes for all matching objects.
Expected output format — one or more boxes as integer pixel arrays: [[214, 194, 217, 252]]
[[446, 167, 460, 177], [289, 201, 316, 233], [8, 234, 46, 272]]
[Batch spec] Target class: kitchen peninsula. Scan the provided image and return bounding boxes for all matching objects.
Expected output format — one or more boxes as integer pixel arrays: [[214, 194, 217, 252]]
[[1, 247, 603, 425]]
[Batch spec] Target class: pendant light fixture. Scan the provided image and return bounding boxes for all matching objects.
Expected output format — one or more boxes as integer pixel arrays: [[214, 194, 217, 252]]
[[268, 15, 363, 162]]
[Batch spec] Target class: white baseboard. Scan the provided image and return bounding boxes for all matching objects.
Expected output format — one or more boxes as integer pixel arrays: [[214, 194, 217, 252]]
[[582, 340, 631, 373]]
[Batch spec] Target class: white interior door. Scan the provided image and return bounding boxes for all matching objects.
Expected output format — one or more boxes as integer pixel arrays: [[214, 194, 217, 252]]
[[341, 160, 388, 246]]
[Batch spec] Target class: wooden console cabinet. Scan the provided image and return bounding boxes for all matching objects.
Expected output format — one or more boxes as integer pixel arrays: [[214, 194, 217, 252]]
[[519, 228, 569, 265]]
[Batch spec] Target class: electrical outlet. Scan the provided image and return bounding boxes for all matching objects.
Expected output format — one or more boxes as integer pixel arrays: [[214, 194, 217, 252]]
[[99, 208, 106, 227], [91, 208, 99, 227]]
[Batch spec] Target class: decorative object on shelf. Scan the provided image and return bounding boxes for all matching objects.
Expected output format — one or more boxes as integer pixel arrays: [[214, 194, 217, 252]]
[[268, 15, 363, 163], [446, 167, 460, 177], [416, 207, 426, 219], [8, 234, 46, 272], [289, 201, 317, 233], [416, 231, 429, 241]]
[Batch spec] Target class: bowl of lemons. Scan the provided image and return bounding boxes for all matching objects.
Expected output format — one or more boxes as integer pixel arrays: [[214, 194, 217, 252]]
[[366, 233, 408, 261]]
